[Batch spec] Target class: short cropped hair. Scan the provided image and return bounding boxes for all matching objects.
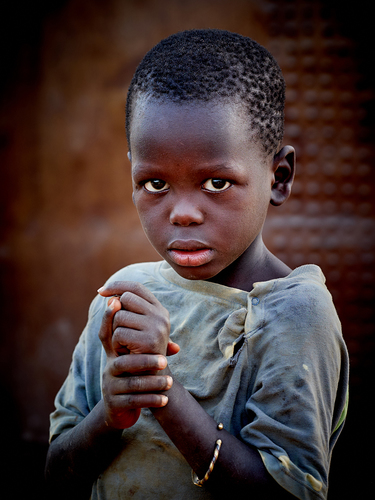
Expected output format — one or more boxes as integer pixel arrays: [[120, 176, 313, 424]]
[[126, 29, 285, 156]]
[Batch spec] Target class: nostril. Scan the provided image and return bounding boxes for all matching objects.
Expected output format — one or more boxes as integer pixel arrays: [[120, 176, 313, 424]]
[[169, 204, 204, 226], [172, 220, 199, 227]]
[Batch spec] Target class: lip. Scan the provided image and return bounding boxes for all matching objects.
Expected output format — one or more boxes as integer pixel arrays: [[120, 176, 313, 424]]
[[167, 240, 213, 267], [168, 240, 209, 251]]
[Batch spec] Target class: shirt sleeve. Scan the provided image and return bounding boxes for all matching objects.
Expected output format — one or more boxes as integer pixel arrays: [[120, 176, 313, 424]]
[[240, 279, 349, 500], [49, 294, 106, 442]]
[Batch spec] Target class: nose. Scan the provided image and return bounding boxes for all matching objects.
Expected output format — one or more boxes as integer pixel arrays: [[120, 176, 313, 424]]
[[169, 197, 204, 226]]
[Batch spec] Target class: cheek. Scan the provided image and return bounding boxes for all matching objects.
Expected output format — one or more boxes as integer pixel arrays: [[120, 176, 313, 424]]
[[136, 203, 165, 240], [220, 195, 268, 243], [138, 212, 156, 235], [246, 179, 273, 221]]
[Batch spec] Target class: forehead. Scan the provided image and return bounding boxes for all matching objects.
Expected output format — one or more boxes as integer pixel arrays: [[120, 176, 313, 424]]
[[129, 97, 265, 164]]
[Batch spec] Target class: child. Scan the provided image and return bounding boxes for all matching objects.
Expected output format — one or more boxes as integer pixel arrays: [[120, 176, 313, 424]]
[[45, 30, 349, 500]]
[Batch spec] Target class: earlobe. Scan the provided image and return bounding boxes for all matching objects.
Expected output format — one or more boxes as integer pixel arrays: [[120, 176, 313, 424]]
[[270, 145, 296, 206]]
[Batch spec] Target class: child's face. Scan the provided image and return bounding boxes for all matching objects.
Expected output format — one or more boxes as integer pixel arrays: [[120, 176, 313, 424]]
[[130, 97, 275, 281]]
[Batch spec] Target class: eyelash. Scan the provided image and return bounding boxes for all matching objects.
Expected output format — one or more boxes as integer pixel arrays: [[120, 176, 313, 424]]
[[202, 179, 232, 192], [143, 178, 232, 193], [143, 179, 170, 192]]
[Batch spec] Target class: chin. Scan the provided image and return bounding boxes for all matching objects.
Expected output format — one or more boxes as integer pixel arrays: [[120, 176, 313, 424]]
[[169, 263, 218, 281]]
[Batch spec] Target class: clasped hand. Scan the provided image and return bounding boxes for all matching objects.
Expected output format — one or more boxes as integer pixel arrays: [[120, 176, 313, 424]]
[[97, 281, 180, 429]]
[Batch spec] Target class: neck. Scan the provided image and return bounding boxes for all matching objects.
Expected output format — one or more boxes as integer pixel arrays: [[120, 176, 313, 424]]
[[207, 234, 291, 292]]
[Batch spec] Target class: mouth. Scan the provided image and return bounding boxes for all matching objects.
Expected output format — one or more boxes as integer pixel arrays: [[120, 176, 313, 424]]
[[167, 240, 214, 267]]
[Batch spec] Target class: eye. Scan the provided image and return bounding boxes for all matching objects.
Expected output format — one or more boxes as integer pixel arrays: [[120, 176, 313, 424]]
[[144, 179, 170, 192], [202, 178, 232, 192]]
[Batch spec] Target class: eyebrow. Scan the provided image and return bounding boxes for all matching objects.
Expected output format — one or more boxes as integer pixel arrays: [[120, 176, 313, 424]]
[[200, 163, 238, 173], [132, 162, 240, 177]]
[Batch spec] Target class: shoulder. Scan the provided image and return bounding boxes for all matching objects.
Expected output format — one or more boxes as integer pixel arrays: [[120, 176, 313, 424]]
[[105, 260, 164, 287], [258, 265, 342, 347], [249, 265, 348, 392], [268, 265, 337, 319]]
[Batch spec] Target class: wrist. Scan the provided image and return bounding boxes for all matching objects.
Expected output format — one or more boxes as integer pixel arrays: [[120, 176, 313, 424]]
[[91, 400, 125, 435]]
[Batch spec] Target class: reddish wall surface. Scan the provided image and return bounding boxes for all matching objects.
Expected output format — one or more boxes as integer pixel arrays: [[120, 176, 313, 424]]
[[0, 1, 373, 497]]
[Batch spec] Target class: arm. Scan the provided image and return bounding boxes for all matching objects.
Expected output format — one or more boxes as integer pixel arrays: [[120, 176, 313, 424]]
[[45, 400, 123, 500], [151, 367, 293, 498], [97, 282, 294, 499], [45, 294, 173, 499]]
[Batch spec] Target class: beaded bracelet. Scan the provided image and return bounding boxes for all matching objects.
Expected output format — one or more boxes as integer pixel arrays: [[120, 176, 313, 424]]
[[192, 423, 224, 487]]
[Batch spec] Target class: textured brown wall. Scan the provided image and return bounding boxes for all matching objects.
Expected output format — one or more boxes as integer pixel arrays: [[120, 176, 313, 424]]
[[0, 0, 373, 497]]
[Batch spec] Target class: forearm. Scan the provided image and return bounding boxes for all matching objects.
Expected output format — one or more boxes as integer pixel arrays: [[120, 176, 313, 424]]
[[152, 368, 292, 498], [45, 400, 123, 499], [95, 283, 292, 496]]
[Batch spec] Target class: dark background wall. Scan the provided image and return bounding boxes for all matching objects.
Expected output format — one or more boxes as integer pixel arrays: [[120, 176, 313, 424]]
[[0, 1, 373, 497]]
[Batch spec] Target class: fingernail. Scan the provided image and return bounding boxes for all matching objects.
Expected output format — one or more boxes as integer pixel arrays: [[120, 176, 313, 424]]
[[157, 356, 167, 369], [166, 376, 173, 389], [107, 297, 116, 309], [160, 395, 168, 406], [97, 286, 105, 294]]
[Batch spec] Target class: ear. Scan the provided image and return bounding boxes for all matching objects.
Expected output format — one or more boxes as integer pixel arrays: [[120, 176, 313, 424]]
[[270, 145, 296, 206]]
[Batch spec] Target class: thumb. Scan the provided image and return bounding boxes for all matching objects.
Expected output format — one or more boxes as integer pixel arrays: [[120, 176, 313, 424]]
[[98, 297, 122, 358], [166, 340, 180, 357]]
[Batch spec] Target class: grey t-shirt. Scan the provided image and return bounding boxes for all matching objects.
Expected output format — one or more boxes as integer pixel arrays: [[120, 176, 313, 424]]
[[50, 261, 349, 499]]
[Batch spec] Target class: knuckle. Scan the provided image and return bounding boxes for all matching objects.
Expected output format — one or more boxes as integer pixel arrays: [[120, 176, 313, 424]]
[[120, 282, 141, 298], [124, 394, 139, 408], [161, 305, 170, 320], [130, 281, 143, 294], [112, 329, 134, 354], [112, 355, 127, 373], [113, 326, 127, 343], [111, 280, 124, 290], [112, 326, 122, 340], [120, 291, 134, 307], [127, 376, 144, 392], [157, 310, 170, 332], [146, 338, 158, 353], [111, 357, 120, 372], [113, 310, 126, 329]]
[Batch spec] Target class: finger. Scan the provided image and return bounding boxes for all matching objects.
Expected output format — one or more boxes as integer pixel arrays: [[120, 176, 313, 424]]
[[112, 326, 146, 355], [113, 393, 168, 409], [111, 354, 167, 376], [97, 281, 158, 305], [113, 309, 146, 331], [113, 325, 167, 355], [98, 297, 122, 357], [119, 291, 152, 315], [111, 374, 173, 395], [166, 340, 180, 356]]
